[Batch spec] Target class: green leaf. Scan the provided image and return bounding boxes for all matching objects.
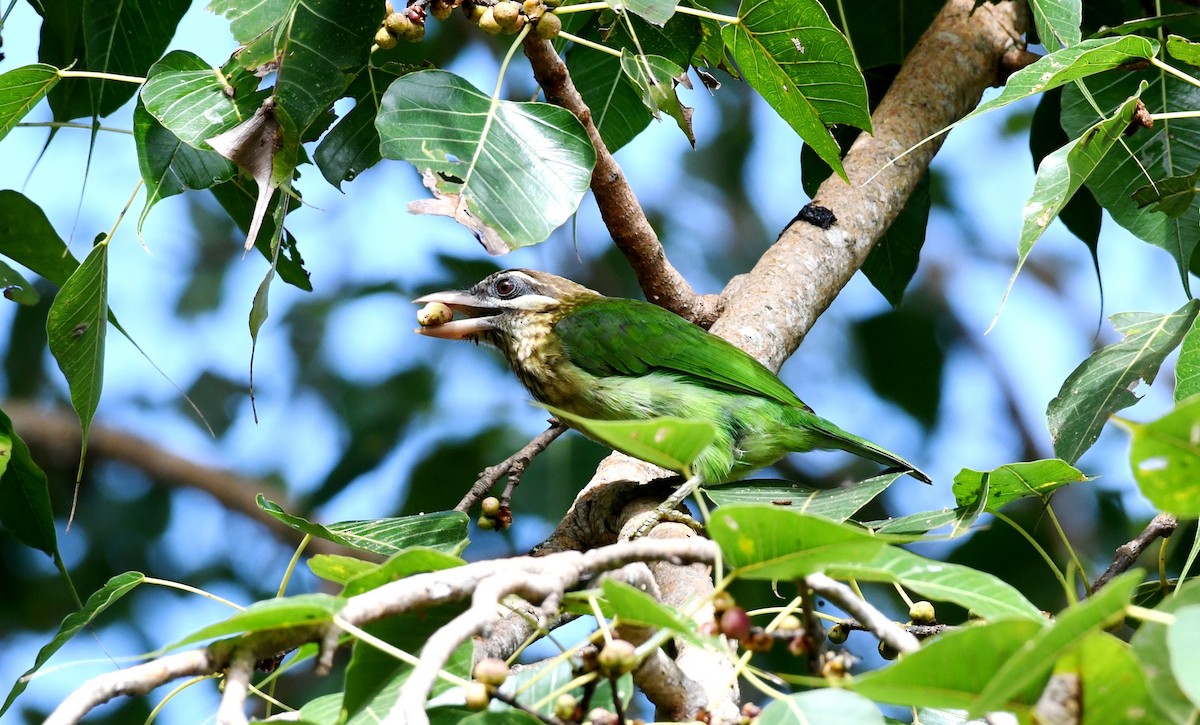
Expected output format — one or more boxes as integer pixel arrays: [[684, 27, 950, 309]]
[[612, 0, 675, 26], [1131, 167, 1200, 217], [722, 0, 870, 180], [46, 242, 110, 469], [951, 459, 1089, 510], [1176, 314, 1200, 402], [258, 495, 470, 557], [1168, 605, 1200, 709], [1048, 299, 1199, 464], [965, 36, 1157, 122], [602, 580, 716, 647], [864, 508, 964, 535], [1001, 88, 1144, 318], [619, 50, 693, 145], [827, 0, 940, 70], [1028, 0, 1082, 51], [1167, 34, 1200, 66], [568, 49, 651, 153], [497, 659, 632, 719], [377, 69, 596, 252], [342, 605, 469, 721], [0, 190, 81, 285], [0, 260, 39, 305], [342, 548, 464, 597], [1133, 580, 1200, 724], [827, 546, 1044, 622], [1057, 632, 1156, 725], [36, 0, 189, 120], [1128, 396, 1200, 515], [1, 572, 145, 716], [758, 690, 885, 725], [308, 554, 376, 586], [315, 65, 415, 189], [209, 176, 312, 292], [540, 404, 717, 476], [709, 505, 888, 579], [1029, 88, 1102, 256], [133, 101, 237, 236], [0, 407, 57, 557], [208, 0, 293, 70], [703, 472, 901, 522], [970, 571, 1140, 715], [140, 51, 266, 149], [170, 594, 345, 649], [0, 64, 59, 142], [852, 619, 1047, 710], [1062, 60, 1200, 292]]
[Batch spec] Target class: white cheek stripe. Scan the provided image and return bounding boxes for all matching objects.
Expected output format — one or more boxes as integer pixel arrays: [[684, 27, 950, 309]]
[[508, 294, 561, 311]]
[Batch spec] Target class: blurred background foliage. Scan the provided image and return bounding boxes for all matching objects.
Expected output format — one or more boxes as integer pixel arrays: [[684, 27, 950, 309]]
[[1, 0, 1197, 720]]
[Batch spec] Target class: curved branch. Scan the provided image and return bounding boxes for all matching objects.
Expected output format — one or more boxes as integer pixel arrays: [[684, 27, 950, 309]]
[[522, 36, 722, 324]]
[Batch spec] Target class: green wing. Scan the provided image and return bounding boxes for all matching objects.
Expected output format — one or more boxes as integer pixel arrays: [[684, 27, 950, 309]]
[[555, 298, 811, 410]]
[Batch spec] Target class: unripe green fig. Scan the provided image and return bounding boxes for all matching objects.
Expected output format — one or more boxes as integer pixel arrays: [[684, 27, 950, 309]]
[[908, 600, 936, 624], [430, 0, 454, 19], [493, 0, 520, 28], [374, 26, 399, 49], [473, 657, 509, 687], [384, 11, 411, 34], [464, 681, 490, 710], [534, 11, 561, 39], [597, 639, 637, 677]]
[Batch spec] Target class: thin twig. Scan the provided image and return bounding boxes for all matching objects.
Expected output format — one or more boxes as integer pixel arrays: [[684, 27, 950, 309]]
[[455, 419, 568, 513], [807, 574, 920, 655], [216, 650, 255, 725], [521, 35, 721, 324], [1091, 513, 1178, 594]]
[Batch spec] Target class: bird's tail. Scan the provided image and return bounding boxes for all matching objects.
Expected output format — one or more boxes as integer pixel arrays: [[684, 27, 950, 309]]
[[795, 410, 932, 484]]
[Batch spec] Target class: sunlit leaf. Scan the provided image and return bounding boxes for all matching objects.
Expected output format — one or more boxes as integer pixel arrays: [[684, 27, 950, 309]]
[[140, 51, 265, 149], [133, 101, 236, 236], [1062, 59, 1200, 293], [952, 459, 1089, 510], [1131, 579, 1200, 724], [342, 548, 464, 597], [965, 36, 1156, 122], [722, 0, 870, 179], [0, 64, 59, 142], [1048, 299, 1199, 464], [1167, 605, 1200, 709], [1, 572, 145, 716], [315, 64, 416, 189], [46, 241, 109, 471], [610, 0, 675, 26], [1176, 315, 1200, 402], [619, 50, 693, 145], [758, 690, 885, 724], [827, 546, 1043, 622], [170, 594, 345, 648], [1028, 0, 1082, 51], [709, 505, 887, 578], [603, 579, 716, 647], [541, 404, 717, 476], [1167, 34, 1200, 66], [852, 620, 1047, 709], [259, 495, 470, 556], [864, 508, 964, 535], [1054, 632, 1155, 725], [568, 49, 650, 153], [1000, 88, 1143, 320], [1127, 395, 1200, 515], [703, 472, 901, 521], [377, 70, 596, 252], [970, 571, 1139, 715]]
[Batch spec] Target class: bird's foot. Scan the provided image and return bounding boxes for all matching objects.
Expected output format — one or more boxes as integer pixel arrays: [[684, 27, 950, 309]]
[[630, 507, 704, 539]]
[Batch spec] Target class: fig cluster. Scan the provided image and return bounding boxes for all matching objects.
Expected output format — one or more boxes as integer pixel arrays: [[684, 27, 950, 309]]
[[462, 0, 563, 38], [375, 0, 429, 47]]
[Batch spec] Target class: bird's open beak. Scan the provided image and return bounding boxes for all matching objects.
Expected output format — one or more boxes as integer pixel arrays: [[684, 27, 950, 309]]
[[412, 290, 501, 339]]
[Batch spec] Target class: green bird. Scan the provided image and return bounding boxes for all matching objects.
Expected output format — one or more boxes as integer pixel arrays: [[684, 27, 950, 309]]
[[414, 269, 929, 523]]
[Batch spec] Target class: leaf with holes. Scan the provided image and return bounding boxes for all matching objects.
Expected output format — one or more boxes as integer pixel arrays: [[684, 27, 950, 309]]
[[1048, 299, 1199, 464], [1128, 396, 1200, 515], [377, 70, 596, 252]]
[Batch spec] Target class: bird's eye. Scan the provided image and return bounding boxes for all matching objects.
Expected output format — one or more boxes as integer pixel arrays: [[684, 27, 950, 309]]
[[494, 277, 518, 298]]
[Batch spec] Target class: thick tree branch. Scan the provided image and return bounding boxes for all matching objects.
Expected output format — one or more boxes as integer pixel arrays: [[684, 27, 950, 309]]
[[711, 0, 1025, 367], [5, 401, 345, 558], [522, 36, 722, 324]]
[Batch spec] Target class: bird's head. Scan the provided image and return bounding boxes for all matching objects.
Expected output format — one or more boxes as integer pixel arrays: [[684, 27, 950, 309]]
[[413, 269, 602, 345]]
